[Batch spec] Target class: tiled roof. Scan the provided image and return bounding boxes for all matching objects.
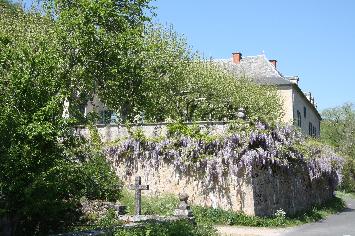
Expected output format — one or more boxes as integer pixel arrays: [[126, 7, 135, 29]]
[[214, 55, 291, 86]]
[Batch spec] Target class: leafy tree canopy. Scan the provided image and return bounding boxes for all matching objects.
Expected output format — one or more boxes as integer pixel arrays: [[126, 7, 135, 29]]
[[321, 103, 355, 192], [0, 0, 152, 234]]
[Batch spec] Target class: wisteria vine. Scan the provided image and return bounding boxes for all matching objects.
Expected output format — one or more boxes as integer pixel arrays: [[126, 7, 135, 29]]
[[104, 123, 343, 189]]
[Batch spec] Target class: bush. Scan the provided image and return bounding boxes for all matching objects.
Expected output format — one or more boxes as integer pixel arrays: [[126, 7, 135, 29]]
[[82, 154, 122, 202], [321, 103, 355, 193], [340, 156, 355, 192]]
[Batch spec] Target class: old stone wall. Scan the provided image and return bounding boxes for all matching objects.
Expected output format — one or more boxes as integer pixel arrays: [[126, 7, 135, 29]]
[[113, 159, 256, 215], [251, 164, 334, 216], [77, 121, 229, 143], [113, 158, 335, 216], [78, 123, 336, 216]]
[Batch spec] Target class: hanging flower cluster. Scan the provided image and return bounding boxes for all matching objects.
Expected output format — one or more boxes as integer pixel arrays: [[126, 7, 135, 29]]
[[104, 123, 343, 189]]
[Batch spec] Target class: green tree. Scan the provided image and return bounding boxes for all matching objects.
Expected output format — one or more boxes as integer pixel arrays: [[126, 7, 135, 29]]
[[0, 0, 152, 233], [45, 0, 153, 121], [98, 24, 283, 123], [0, 0, 20, 12], [321, 103, 355, 192]]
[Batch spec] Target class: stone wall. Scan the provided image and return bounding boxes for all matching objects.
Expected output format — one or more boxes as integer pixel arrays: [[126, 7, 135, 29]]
[[78, 123, 336, 216], [113, 158, 335, 217], [114, 160, 256, 215], [77, 121, 230, 143], [251, 164, 334, 216]]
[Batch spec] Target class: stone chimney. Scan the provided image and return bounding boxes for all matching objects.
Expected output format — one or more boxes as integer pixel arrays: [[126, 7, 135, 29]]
[[232, 52, 242, 64], [269, 59, 277, 68]]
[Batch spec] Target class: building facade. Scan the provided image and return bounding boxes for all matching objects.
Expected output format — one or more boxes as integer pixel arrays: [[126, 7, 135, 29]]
[[216, 52, 321, 136]]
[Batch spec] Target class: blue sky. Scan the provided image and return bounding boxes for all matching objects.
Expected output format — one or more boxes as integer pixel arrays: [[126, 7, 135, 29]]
[[22, 0, 355, 111], [152, 0, 355, 111]]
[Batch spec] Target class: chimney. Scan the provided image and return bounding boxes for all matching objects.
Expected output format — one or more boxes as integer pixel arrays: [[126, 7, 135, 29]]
[[232, 52, 242, 64], [269, 59, 277, 68]]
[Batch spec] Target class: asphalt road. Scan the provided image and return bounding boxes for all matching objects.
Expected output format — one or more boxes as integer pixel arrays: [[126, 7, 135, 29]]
[[284, 197, 355, 236]]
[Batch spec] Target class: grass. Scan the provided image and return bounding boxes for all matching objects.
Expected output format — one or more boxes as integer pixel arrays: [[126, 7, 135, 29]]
[[119, 190, 346, 228], [336, 190, 355, 200], [193, 196, 345, 227], [119, 190, 180, 216], [69, 190, 348, 235], [113, 220, 217, 236], [65, 190, 348, 235], [113, 190, 217, 235]]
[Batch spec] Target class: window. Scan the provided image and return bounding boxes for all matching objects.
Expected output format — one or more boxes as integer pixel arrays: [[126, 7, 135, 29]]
[[304, 106, 307, 118], [99, 110, 113, 124], [296, 110, 302, 127], [309, 122, 313, 136], [313, 126, 316, 136]]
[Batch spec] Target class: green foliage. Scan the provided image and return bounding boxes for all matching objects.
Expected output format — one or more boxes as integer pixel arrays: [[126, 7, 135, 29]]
[[193, 196, 345, 227], [0, 0, 21, 13], [336, 190, 355, 199], [88, 123, 103, 148], [0, 0, 150, 233], [295, 138, 330, 159], [128, 127, 147, 142], [321, 103, 355, 192], [175, 62, 284, 124], [114, 191, 345, 229], [82, 155, 122, 202], [97, 208, 122, 228], [93, 23, 284, 124], [119, 190, 179, 216], [193, 206, 290, 227], [114, 220, 216, 236], [167, 122, 205, 139]]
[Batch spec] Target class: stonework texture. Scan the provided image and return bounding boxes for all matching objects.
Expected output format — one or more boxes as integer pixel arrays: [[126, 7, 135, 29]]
[[113, 158, 334, 217], [78, 124, 335, 216]]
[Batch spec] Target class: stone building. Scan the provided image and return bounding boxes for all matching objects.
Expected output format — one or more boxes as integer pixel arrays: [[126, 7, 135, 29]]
[[216, 52, 321, 137]]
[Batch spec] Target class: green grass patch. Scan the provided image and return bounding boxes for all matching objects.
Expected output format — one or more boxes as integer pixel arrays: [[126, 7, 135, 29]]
[[113, 220, 217, 236], [336, 190, 355, 199], [119, 190, 180, 216], [193, 196, 346, 227], [66, 191, 347, 235], [119, 191, 345, 227]]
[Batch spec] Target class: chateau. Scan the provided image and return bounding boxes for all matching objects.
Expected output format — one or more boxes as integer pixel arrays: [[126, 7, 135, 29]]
[[216, 52, 321, 137]]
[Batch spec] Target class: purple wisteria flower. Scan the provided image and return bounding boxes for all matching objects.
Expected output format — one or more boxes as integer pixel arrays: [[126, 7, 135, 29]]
[[104, 123, 343, 190]]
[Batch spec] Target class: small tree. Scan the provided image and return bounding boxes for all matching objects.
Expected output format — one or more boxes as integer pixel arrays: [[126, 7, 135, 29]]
[[321, 103, 355, 192]]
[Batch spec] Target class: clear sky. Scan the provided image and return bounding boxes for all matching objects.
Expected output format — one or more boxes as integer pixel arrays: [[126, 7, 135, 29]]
[[21, 0, 355, 111]]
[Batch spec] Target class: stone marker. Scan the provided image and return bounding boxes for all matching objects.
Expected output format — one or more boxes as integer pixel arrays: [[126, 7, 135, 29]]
[[174, 193, 193, 217], [129, 176, 149, 215]]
